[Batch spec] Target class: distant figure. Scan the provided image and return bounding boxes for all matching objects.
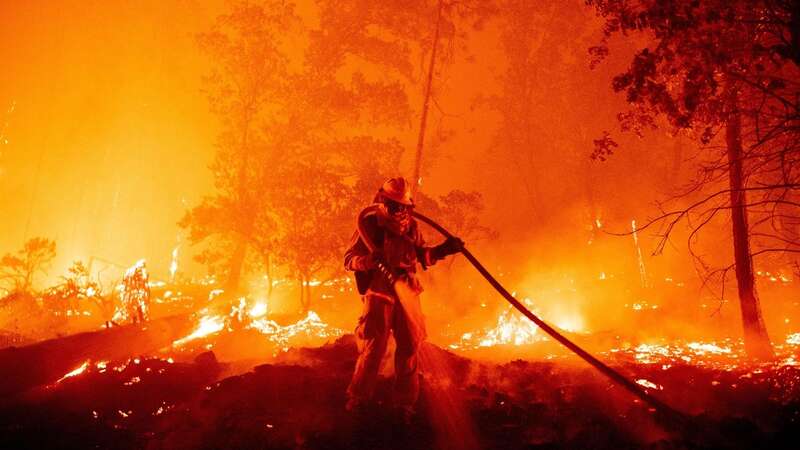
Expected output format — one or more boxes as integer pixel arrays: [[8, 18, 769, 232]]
[[122, 259, 151, 324], [344, 177, 463, 423]]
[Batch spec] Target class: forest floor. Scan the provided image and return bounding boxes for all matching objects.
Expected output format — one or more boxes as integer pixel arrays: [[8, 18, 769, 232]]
[[0, 323, 798, 450]]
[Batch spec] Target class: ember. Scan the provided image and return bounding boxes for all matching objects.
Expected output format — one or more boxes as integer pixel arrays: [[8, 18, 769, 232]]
[[635, 378, 663, 390], [607, 335, 800, 372]]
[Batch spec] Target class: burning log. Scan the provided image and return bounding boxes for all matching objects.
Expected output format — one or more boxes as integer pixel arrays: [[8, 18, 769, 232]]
[[0, 314, 194, 399], [170, 295, 344, 359]]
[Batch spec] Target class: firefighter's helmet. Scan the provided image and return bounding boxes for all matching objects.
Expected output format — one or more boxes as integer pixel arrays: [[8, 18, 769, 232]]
[[379, 177, 414, 206]]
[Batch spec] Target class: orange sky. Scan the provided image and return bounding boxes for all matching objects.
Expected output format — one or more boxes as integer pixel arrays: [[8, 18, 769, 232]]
[[0, 0, 226, 279]]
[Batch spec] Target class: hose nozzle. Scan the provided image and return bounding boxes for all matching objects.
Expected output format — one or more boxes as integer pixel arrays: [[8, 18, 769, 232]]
[[375, 261, 395, 284]]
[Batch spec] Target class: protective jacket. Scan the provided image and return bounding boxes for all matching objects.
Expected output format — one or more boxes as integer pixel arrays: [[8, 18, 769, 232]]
[[344, 207, 439, 301]]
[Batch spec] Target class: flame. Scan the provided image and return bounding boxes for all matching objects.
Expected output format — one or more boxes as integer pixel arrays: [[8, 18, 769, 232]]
[[635, 378, 663, 390], [554, 315, 585, 333], [56, 360, 90, 383], [605, 337, 799, 371], [248, 310, 343, 352], [631, 219, 648, 288], [231, 297, 247, 322], [450, 303, 543, 350], [449, 296, 587, 351], [249, 301, 268, 318], [173, 314, 225, 346], [169, 244, 180, 282], [125, 259, 147, 278], [124, 376, 142, 386], [787, 333, 800, 346], [686, 342, 731, 355], [172, 297, 342, 353]]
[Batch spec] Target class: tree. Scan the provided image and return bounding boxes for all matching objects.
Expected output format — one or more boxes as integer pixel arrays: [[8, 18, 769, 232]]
[[310, 0, 496, 193], [180, 0, 296, 294], [411, 0, 444, 194], [488, 0, 594, 222], [270, 164, 353, 312], [482, 0, 652, 240], [415, 189, 498, 276], [409, 0, 497, 194], [42, 260, 108, 321], [587, 0, 800, 359], [185, 0, 419, 308], [432, 190, 497, 244], [0, 237, 56, 295]]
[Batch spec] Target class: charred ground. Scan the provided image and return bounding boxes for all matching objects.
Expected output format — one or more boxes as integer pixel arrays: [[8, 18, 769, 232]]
[[1, 323, 798, 450]]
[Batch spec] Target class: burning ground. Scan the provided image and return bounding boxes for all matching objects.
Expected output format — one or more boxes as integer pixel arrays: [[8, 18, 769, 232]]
[[1, 293, 799, 450], [1, 249, 798, 450]]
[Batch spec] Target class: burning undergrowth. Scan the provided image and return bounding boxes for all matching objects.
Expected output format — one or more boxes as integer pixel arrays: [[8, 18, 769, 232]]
[[1, 276, 798, 449], [167, 296, 345, 362], [1, 328, 798, 450]]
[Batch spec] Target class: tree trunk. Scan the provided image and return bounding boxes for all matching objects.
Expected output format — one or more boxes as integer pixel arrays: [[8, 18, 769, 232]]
[[726, 92, 774, 360], [226, 239, 247, 294], [298, 274, 310, 314], [305, 280, 312, 314], [226, 104, 254, 295], [411, 0, 443, 196], [265, 254, 273, 299]]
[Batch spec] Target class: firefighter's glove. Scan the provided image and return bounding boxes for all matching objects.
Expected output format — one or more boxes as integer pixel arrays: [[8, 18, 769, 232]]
[[432, 236, 464, 260]]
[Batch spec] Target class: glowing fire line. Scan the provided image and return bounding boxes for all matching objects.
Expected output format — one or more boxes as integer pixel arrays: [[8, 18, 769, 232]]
[[56, 360, 90, 383]]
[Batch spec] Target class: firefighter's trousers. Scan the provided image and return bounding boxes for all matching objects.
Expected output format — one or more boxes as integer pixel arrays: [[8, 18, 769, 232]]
[[347, 290, 426, 409]]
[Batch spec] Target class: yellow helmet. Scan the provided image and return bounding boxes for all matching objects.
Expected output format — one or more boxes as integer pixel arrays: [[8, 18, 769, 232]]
[[378, 177, 414, 206]]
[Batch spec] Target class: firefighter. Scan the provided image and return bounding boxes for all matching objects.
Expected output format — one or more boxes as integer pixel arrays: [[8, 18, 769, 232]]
[[345, 177, 463, 422]]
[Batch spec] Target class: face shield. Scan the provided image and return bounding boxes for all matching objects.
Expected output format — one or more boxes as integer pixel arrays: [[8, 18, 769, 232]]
[[378, 197, 413, 235]]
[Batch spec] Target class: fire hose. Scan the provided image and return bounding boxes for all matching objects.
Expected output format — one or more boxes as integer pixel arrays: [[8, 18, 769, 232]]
[[409, 210, 690, 428]]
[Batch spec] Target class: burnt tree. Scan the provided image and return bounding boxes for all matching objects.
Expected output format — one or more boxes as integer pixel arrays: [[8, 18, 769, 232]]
[[589, 0, 800, 359]]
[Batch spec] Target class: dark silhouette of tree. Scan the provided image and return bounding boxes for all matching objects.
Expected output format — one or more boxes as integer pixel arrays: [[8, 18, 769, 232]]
[[270, 164, 352, 312], [588, 0, 800, 359], [0, 237, 56, 295], [484, 0, 662, 235], [184, 0, 425, 310], [180, 0, 296, 294], [311, 0, 496, 193], [42, 260, 110, 324], [409, 0, 498, 194], [489, 0, 595, 221], [433, 190, 498, 244]]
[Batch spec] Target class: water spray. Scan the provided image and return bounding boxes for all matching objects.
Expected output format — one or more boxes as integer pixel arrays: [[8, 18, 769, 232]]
[[411, 210, 689, 429]]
